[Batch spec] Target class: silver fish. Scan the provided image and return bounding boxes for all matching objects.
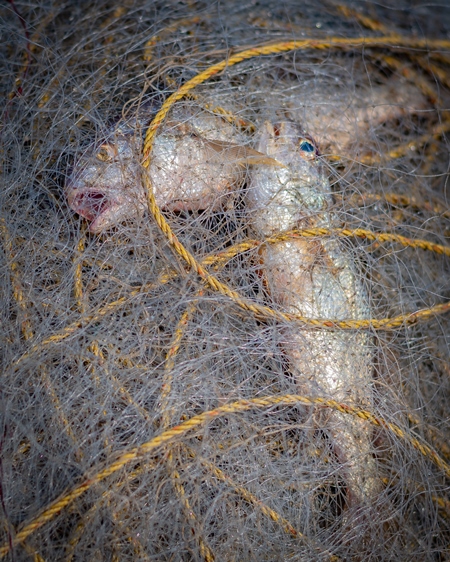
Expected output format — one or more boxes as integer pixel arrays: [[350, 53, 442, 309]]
[[247, 121, 379, 508], [284, 76, 427, 156], [66, 106, 278, 233]]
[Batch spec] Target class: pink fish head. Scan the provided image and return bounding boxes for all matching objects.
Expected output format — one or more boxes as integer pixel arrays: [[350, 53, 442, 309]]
[[66, 133, 146, 233]]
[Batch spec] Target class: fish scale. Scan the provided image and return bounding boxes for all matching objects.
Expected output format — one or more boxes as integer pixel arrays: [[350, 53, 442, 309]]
[[11, 4, 444, 554], [247, 121, 378, 508], [66, 105, 278, 232]]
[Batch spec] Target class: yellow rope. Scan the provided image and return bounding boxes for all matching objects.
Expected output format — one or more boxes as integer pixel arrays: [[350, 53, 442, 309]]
[[285, 227, 450, 256], [10, 223, 450, 370], [333, 4, 389, 33], [6, 14, 449, 560], [172, 438, 339, 558], [407, 412, 450, 462], [359, 119, 450, 164], [196, 453, 341, 561], [342, 191, 450, 219], [73, 233, 86, 314], [160, 293, 216, 562], [204, 227, 450, 262], [0, 218, 34, 340], [140, 171, 450, 329], [140, 38, 450, 335], [142, 35, 450, 163], [2, 393, 448, 558]]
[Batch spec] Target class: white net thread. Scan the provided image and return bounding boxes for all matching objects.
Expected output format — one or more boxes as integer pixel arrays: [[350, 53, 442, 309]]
[[1, 1, 449, 560]]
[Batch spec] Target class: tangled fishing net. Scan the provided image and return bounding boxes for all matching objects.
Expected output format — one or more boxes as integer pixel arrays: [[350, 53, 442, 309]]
[[1, 0, 450, 560]]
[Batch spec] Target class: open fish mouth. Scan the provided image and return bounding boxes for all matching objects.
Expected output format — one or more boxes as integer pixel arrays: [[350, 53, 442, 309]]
[[66, 185, 139, 232], [67, 188, 110, 222]]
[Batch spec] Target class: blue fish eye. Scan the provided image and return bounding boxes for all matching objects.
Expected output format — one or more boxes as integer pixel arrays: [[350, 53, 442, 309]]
[[299, 140, 315, 153]]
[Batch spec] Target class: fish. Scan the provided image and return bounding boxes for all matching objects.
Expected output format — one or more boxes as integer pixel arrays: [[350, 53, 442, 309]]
[[66, 105, 280, 233], [67, 107, 380, 506], [246, 121, 379, 509], [283, 76, 428, 157]]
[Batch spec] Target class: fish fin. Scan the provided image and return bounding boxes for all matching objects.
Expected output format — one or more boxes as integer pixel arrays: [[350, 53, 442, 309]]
[[205, 139, 285, 167]]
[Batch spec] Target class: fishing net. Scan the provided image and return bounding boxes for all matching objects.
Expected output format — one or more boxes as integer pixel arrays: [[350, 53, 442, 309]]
[[1, 0, 449, 560]]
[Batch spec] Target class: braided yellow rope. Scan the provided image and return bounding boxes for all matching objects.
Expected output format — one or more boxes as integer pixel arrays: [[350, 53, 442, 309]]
[[360, 119, 450, 164], [10, 224, 450, 370], [0, 218, 34, 340], [13, 297, 448, 369], [166, 438, 341, 559], [270, 228, 450, 256], [196, 454, 341, 561], [333, 4, 388, 33], [1, 392, 448, 558], [160, 294, 216, 562], [73, 233, 87, 314], [145, 152, 450, 318], [343, 191, 450, 219], [140, 170, 450, 330], [140, 37, 450, 334], [142, 36, 450, 163]]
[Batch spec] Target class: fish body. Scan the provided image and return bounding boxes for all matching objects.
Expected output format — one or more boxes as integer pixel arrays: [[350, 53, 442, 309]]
[[67, 108, 380, 504], [284, 76, 428, 156], [247, 121, 378, 508], [66, 106, 275, 232]]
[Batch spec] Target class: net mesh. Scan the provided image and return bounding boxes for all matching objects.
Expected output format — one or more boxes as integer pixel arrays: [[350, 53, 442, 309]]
[[1, 0, 450, 560]]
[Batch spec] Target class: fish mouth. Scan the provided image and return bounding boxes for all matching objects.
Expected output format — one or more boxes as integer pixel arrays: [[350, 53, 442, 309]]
[[68, 190, 108, 221], [67, 188, 110, 222]]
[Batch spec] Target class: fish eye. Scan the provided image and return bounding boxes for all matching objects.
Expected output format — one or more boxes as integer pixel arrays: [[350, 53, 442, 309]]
[[299, 140, 315, 153], [96, 144, 117, 162], [298, 138, 318, 160]]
